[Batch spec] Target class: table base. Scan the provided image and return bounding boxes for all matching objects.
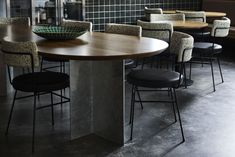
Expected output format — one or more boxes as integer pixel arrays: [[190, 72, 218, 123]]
[[70, 60, 125, 145]]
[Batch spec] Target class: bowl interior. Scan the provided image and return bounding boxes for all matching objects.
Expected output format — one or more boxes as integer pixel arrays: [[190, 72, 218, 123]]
[[33, 26, 87, 40]]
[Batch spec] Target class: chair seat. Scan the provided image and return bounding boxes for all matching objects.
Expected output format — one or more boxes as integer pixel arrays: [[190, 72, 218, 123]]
[[190, 31, 210, 38], [12, 72, 69, 92], [127, 69, 181, 88], [194, 42, 222, 54]]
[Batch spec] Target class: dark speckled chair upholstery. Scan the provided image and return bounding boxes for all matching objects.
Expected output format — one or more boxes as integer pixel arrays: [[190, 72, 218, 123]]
[[127, 31, 194, 141], [191, 17, 231, 92], [2, 37, 70, 153]]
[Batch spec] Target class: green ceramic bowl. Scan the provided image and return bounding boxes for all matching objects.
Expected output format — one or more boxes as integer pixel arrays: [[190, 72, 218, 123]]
[[33, 26, 87, 40]]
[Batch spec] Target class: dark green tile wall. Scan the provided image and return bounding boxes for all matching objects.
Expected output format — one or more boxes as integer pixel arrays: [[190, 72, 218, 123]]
[[85, 0, 201, 31]]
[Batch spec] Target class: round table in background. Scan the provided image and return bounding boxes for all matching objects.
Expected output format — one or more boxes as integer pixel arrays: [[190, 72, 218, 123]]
[[163, 10, 226, 18]]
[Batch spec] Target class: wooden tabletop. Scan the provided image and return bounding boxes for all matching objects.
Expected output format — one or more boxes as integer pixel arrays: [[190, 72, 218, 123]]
[[152, 20, 208, 29], [163, 10, 226, 18], [0, 25, 168, 60]]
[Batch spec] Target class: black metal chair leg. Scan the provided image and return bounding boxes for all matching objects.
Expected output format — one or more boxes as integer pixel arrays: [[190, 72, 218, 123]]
[[217, 57, 224, 83], [50, 92, 54, 126], [173, 88, 185, 142], [5, 90, 17, 135], [141, 58, 145, 69], [210, 59, 216, 92], [60, 90, 63, 110], [183, 63, 187, 88], [32, 93, 37, 153], [136, 87, 143, 110], [130, 86, 136, 141], [189, 61, 192, 80], [129, 85, 134, 125], [170, 88, 177, 123]]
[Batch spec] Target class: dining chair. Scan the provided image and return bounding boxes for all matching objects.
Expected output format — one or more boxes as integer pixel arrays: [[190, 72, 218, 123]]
[[150, 13, 185, 22], [190, 17, 231, 91], [0, 17, 30, 25], [127, 31, 194, 141], [137, 20, 174, 69], [145, 7, 163, 21], [2, 37, 70, 152], [105, 23, 142, 68], [0, 17, 10, 24], [176, 10, 209, 40]]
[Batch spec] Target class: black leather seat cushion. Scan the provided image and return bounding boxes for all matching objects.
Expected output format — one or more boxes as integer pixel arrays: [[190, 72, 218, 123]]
[[190, 32, 210, 38], [194, 42, 222, 54], [12, 72, 69, 92], [127, 69, 181, 88]]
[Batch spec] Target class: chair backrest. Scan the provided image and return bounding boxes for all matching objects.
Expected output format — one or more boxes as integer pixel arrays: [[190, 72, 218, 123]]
[[211, 17, 231, 37], [10, 17, 30, 25], [1, 37, 39, 68], [137, 20, 173, 43], [105, 23, 142, 37], [62, 20, 93, 32], [0, 17, 10, 24], [170, 31, 194, 63], [145, 7, 163, 14], [145, 7, 163, 21], [150, 14, 185, 22], [176, 10, 206, 22]]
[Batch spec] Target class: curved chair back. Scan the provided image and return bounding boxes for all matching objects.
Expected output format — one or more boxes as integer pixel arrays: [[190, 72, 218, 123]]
[[170, 31, 194, 63], [150, 14, 185, 22], [1, 37, 39, 68], [0, 17, 10, 24], [145, 7, 163, 21], [137, 20, 173, 43], [10, 17, 30, 25], [145, 7, 163, 14], [105, 23, 142, 37], [62, 20, 93, 32], [176, 10, 206, 22], [211, 17, 231, 37]]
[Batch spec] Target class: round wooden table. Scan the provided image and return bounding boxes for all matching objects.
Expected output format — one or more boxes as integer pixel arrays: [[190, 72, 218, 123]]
[[0, 24, 168, 144], [163, 10, 226, 18]]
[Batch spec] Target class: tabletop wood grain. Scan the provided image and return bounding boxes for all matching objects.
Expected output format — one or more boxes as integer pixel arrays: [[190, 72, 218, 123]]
[[163, 10, 226, 18], [0, 24, 169, 60]]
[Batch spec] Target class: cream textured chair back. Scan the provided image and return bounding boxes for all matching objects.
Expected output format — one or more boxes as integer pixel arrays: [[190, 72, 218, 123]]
[[137, 20, 173, 43], [2, 37, 39, 68], [0, 17, 10, 24], [105, 23, 142, 37], [211, 17, 231, 37], [176, 11, 206, 22], [170, 31, 194, 63], [145, 7, 163, 14], [0, 17, 30, 25], [145, 7, 163, 21], [150, 14, 185, 22], [10, 17, 30, 25], [62, 20, 93, 32]]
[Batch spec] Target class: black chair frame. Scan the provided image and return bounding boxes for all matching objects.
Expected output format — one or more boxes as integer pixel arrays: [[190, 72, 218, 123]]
[[2, 50, 70, 153], [190, 27, 230, 91], [129, 46, 193, 142]]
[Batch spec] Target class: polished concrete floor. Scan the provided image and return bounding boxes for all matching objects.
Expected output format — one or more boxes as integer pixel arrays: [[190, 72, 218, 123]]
[[1, 57, 235, 157]]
